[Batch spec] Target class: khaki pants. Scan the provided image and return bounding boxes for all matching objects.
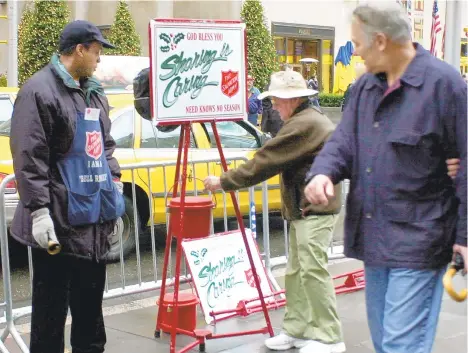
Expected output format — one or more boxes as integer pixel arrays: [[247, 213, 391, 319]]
[[282, 214, 343, 344]]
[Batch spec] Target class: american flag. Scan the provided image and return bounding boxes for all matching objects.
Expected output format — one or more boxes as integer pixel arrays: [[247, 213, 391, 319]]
[[430, 0, 442, 56], [407, 0, 412, 22], [396, 0, 413, 37], [407, 0, 413, 39], [441, 23, 446, 59]]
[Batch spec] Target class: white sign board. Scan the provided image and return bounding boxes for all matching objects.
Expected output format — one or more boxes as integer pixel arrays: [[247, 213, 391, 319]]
[[182, 229, 273, 324], [149, 19, 247, 124]]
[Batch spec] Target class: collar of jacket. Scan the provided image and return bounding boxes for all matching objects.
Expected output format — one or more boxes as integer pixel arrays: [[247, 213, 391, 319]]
[[292, 99, 311, 116], [364, 43, 427, 90], [50, 53, 105, 105]]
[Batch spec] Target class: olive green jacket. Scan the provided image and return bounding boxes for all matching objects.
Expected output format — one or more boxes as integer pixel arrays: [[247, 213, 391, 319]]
[[221, 106, 342, 221]]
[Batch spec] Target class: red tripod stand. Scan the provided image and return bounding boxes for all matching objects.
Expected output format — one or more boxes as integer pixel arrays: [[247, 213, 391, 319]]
[[154, 122, 274, 353]]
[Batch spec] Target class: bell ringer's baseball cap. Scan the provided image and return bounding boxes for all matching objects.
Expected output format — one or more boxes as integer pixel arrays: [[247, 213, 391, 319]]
[[59, 20, 115, 52]]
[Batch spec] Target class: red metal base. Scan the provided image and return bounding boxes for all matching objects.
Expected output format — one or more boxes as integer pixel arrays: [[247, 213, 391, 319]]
[[154, 122, 275, 353], [156, 325, 212, 353], [209, 290, 286, 323], [156, 323, 271, 353], [207, 269, 366, 323], [334, 269, 365, 294]]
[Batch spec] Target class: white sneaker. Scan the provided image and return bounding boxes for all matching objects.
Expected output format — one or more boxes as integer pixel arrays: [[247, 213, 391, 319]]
[[293, 339, 314, 348], [299, 340, 346, 353], [264, 332, 310, 350]]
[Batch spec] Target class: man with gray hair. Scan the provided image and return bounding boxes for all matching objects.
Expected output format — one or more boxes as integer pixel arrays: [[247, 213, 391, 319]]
[[304, 2, 466, 353]]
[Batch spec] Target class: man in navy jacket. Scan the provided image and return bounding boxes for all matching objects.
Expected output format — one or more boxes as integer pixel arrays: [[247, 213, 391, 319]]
[[304, 3, 466, 353]]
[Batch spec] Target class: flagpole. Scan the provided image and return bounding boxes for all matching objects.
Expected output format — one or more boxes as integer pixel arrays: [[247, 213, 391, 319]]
[[7, 0, 18, 87], [407, 0, 412, 40], [444, 0, 462, 71]]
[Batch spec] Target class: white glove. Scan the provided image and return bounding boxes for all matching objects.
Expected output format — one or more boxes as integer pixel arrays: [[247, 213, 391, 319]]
[[114, 180, 124, 194], [203, 176, 222, 192], [31, 208, 59, 249]]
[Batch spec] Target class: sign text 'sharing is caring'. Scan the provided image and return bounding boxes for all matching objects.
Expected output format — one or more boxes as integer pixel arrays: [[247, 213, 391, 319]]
[[149, 20, 247, 124], [182, 229, 273, 324]]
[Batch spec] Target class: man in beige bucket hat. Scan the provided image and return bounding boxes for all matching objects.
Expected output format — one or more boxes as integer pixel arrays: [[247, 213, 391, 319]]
[[204, 70, 346, 353]]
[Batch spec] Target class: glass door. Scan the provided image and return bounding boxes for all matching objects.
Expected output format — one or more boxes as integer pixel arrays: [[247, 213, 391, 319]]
[[302, 40, 319, 82]]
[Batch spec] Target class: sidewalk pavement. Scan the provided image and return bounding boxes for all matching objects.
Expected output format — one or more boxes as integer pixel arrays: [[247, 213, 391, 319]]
[[4, 259, 467, 353]]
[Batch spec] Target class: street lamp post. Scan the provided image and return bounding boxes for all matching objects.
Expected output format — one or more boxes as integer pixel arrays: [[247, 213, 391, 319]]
[[444, 0, 463, 72], [7, 0, 18, 87]]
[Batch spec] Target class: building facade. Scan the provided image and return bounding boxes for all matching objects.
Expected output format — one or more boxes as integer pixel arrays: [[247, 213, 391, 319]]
[[0, 0, 466, 90]]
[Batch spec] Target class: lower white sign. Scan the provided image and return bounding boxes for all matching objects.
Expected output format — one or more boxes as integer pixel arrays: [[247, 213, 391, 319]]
[[182, 229, 273, 324]]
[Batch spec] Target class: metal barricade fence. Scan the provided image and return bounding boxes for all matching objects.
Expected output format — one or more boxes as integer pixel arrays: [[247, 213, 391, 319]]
[[0, 173, 28, 353], [0, 157, 348, 352], [264, 179, 349, 277]]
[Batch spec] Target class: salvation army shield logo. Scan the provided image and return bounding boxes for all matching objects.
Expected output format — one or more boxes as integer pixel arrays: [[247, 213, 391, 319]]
[[245, 269, 260, 288], [85, 131, 103, 160], [221, 70, 239, 98]]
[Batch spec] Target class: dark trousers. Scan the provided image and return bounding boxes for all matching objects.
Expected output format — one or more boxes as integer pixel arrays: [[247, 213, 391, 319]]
[[30, 249, 107, 353]]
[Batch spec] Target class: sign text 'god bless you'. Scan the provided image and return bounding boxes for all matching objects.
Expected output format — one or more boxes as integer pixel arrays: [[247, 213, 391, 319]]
[[150, 20, 247, 124]]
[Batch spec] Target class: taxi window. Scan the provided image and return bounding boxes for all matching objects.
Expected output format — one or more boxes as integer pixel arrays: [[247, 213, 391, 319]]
[[155, 126, 181, 148], [111, 109, 134, 148], [140, 117, 196, 149], [202, 121, 259, 149], [0, 97, 13, 136], [140, 118, 157, 148]]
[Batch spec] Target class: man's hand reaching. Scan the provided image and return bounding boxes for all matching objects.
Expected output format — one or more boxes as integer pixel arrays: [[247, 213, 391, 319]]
[[204, 176, 222, 192]]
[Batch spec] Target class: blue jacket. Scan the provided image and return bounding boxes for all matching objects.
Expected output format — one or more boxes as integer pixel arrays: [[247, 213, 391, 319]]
[[307, 44, 467, 269], [248, 92, 262, 122]]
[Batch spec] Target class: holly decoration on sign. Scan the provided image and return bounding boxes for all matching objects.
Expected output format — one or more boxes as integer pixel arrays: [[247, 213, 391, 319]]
[[159, 32, 185, 52], [190, 248, 207, 266]]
